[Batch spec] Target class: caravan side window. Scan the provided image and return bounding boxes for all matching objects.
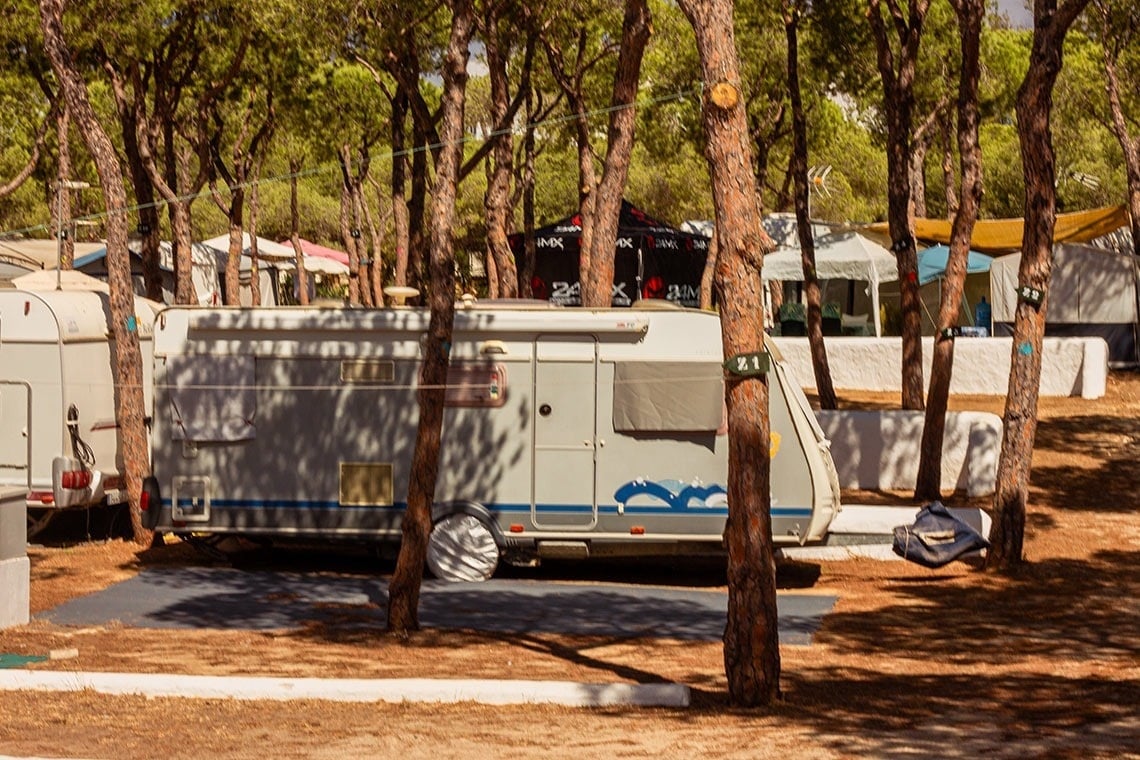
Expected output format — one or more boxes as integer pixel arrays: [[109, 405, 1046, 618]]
[[165, 354, 257, 442], [612, 361, 724, 432]]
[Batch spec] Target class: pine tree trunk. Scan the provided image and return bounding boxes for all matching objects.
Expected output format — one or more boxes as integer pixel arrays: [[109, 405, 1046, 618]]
[[339, 152, 362, 306], [677, 0, 781, 708], [1101, 45, 1140, 258], [248, 169, 263, 307], [391, 91, 411, 289], [867, 0, 930, 411], [56, 105, 75, 269], [987, 0, 1090, 570], [118, 111, 164, 302], [288, 159, 310, 305], [387, 0, 474, 635], [786, 3, 836, 410], [39, 0, 151, 545], [408, 119, 429, 297], [483, 23, 518, 299], [915, 0, 984, 501], [580, 0, 651, 308]]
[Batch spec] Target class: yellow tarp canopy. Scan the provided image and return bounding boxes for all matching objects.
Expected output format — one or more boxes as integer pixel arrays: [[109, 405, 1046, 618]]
[[864, 205, 1130, 254]]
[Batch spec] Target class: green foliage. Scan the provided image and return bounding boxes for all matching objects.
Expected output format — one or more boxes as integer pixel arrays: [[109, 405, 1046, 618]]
[[2, 0, 1134, 259], [977, 122, 1022, 218]]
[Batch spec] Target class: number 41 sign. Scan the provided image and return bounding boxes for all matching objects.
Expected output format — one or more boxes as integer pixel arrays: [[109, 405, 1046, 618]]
[[724, 351, 770, 377]]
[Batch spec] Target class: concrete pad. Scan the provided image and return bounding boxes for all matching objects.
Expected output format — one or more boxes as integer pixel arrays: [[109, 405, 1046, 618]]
[[0, 670, 691, 707], [828, 504, 991, 538], [38, 568, 837, 645]]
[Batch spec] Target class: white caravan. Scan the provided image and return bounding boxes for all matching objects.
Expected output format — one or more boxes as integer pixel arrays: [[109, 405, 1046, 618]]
[[143, 301, 840, 580], [0, 272, 159, 535]]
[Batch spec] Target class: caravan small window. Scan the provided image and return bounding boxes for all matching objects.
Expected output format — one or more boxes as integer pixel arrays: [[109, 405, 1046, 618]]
[[165, 354, 256, 442], [612, 361, 724, 432]]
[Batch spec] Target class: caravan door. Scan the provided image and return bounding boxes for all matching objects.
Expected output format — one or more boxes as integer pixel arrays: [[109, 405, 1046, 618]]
[[0, 380, 31, 492], [532, 335, 598, 529]]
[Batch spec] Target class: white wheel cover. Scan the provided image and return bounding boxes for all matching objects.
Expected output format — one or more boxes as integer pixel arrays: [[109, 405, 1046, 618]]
[[427, 513, 500, 582]]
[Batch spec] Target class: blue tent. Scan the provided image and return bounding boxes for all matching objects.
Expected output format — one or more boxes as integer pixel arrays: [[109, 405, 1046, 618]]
[[917, 244, 993, 286]]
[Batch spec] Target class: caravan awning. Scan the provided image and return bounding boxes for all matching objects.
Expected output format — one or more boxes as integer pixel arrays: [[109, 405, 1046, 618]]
[[865, 205, 1130, 254]]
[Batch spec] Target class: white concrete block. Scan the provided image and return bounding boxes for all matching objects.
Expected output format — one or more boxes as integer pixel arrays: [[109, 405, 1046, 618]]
[[818, 410, 1003, 496], [772, 335, 1108, 398], [0, 556, 30, 630]]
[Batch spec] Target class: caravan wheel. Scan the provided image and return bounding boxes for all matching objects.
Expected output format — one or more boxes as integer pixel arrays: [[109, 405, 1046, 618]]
[[426, 513, 500, 582]]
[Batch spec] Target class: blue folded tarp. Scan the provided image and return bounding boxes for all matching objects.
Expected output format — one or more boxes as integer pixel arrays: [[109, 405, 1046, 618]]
[[892, 501, 991, 568]]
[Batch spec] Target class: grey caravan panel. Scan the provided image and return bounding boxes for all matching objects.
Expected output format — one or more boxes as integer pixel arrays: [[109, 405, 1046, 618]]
[[532, 335, 598, 529]]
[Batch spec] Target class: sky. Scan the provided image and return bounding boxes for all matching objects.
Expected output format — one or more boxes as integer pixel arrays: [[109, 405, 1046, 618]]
[[995, 0, 1033, 28]]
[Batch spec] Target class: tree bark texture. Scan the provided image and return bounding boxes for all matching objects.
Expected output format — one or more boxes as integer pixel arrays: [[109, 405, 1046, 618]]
[[915, 0, 985, 501], [387, 0, 474, 635], [391, 90, 412, 289], [39, 0, 151, 544], [339, 148, 363, 306], [867, 0, 930, 411], [519, 86, 538, 298], [987, 0, 1090, 571], [248, 170, 263, 306], [56, 104, 75, 269], [482, 17, 519, 299], [1100, 33, 1140, 257], [677, 0, 782, 708], [580, 0, 652, 308], [288, 159, 310, 305], [408, 118, 429, 297], [786, 2, 837, 411], [115, 100, 164, 302], [541, 29, 600, 300]]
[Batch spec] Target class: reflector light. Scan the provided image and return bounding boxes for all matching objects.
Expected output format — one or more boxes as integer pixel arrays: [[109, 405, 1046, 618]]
[[60, 470, 92, 490], [630, 526, 646, 535], [509, 523, 525, 533]]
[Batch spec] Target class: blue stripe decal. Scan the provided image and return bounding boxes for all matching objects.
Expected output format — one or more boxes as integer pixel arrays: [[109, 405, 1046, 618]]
[[162, 498, 814, 519]]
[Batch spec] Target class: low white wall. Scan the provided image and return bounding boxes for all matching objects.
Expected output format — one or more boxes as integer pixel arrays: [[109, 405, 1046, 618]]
[[818, 410, 1003, 497], [774, 336, 1108, 398]]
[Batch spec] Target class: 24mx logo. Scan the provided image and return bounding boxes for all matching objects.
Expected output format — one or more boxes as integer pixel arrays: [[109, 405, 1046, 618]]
[[667, 284, 700, 305], [551, 281, 632, 305]]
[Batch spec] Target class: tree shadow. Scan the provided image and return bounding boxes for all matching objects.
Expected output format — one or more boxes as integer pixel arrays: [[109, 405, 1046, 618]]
[[816, 549, 1139, 665], [1031, 413, 1140, 514]]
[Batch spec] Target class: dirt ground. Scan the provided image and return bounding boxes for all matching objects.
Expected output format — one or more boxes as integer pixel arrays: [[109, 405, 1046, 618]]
[[1, 374, 1139, 759]]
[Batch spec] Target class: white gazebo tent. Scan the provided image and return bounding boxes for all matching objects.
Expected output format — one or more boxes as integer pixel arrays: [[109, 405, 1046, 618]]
[[761, 231, 898, 336]]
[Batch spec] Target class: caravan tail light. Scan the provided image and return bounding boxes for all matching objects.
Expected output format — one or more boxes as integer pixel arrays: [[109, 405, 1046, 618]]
[[29, 491, 54, 505], [139, 489, 151, 513], [60, 470, 92, 490]]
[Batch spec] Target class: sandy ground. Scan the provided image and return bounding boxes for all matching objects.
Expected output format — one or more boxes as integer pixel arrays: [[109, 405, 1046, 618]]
[[1, 374, 1139, 758]]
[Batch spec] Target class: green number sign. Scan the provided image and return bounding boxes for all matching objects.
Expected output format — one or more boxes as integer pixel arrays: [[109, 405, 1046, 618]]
[[724, 351, 770, 377]]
